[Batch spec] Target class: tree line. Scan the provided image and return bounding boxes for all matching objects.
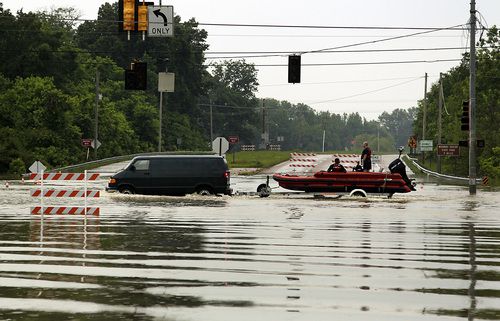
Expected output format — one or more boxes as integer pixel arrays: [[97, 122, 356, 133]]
[[412, 27, 500, 180], [0, 2, 448, 176]]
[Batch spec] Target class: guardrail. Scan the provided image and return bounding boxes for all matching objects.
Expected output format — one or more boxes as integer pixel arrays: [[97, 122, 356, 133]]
[[407, 157, 481, 184], [50, 151, 214, 173]]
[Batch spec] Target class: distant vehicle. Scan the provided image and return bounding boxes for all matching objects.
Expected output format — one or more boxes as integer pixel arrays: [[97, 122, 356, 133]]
[[106, 155, 231, 196]]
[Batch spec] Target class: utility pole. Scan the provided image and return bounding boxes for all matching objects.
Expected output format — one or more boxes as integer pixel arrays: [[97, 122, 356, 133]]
[[209, 100, 213, 143], [469, 0, 477, 195], [437, 73, 443, 173], [422, 72, 428, 164], [322, 130, 326, 152], [159, 90, 163, 152], [261, 99, 268, 149], [94, 69, 99, 160], [377, 124, 380, 153]]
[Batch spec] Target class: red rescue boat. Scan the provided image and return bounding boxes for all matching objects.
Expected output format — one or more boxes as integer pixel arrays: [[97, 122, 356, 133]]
[[272, 157, 416, 196]]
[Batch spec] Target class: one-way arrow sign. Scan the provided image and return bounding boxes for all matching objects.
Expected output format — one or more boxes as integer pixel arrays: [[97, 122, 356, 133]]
[[148, 6, 174, 37]]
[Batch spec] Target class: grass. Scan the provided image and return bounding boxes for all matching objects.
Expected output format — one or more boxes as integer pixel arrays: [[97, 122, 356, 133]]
[[226, 151, 291, 169]]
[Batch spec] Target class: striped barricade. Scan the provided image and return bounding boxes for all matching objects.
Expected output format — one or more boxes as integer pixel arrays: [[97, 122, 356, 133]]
[[30, 173, 100, 181], [241, 145, 256, 151], [290, 152, 316, 157], [31, 206, 100, 216], [268, 144, 281, 151], [289, 158, 317, 162], [31, 189, 100, 198], [29, 168, 101, 217], [289, 164, 316, 168]]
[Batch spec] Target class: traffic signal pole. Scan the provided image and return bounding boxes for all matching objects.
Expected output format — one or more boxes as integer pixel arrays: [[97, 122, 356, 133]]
[[469, 0, 477, 195]]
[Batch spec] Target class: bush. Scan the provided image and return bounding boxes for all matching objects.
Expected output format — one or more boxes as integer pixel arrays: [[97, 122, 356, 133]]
[[8, 158, 26, 177]]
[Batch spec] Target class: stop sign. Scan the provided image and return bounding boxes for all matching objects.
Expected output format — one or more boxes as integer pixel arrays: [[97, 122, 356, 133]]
[[212, 137, 229, 156]]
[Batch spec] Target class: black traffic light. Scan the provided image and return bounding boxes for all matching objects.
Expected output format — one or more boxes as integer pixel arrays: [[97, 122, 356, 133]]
[[124, 62, 147, 90], [288, 55, 301, 84], [460, 100, 469, 131]]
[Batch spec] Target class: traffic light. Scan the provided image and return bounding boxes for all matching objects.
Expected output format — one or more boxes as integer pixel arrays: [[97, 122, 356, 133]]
[[121, 0, 135, 31], [460, 100, 469, 131], [124, 62, 147, 90], [137, 3, 148, 31], [288, 55, 301, 84], [134, 62, 147, 90], [125, 69, 138, 89]]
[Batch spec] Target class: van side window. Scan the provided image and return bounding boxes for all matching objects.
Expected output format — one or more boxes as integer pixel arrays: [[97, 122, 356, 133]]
[[133, 160, 150, 171]]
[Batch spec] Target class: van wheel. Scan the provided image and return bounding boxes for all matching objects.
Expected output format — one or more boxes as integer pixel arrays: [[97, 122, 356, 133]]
[[196, 187, 213, 196], [119, 186, 135, 194]]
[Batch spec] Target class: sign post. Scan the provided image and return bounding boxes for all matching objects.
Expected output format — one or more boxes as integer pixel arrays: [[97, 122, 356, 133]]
[[212, 137, 229, 156], [228, 136, 239, 164]]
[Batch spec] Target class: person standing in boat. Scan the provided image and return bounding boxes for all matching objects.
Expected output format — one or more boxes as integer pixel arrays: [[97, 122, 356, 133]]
[[361, 141, 372, 172], [327, 158, 347, 173]]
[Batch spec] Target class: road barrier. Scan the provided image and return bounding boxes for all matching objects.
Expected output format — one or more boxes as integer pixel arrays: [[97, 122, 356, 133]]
[[30, 189, 100, 198], [241, 145, 256, 151], [31, 206, 100, 215], [289, 158, 317, 162], [268, 144, 281, 151], [289, 164, 316, 168], [290, 152, 316, 157], [29, 169, 100, 216], [30, 172, 100, 181]]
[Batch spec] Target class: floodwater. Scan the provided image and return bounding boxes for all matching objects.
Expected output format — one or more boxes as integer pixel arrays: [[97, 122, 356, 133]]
[[0, 176, 499, 321]]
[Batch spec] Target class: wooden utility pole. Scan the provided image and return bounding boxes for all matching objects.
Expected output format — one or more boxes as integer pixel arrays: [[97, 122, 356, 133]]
[[437, 73, 443, 173], [469, 0, 477, 195], [422, 72, 428, 164], [94, 69, 99, 160]]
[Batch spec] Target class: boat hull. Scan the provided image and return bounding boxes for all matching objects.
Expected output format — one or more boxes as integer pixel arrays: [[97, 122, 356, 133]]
[[273, 171, 413, 194]]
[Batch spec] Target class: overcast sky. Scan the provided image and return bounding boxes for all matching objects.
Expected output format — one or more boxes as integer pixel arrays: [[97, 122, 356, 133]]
[[3, 0, 500, 120]]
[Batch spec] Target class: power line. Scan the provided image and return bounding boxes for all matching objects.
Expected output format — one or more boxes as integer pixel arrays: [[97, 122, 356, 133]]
[[259, 76, 431, 87], [308, 77, 423, 105], [237, 58, 462, 67], [302, 24, 467, 55], [0, 14, 476, 31], [205, 47, 475, 59], [197, 22, 470, 31]]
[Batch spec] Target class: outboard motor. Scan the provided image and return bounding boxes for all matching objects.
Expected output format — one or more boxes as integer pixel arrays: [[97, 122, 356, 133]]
[[389, 147, 416, 191]]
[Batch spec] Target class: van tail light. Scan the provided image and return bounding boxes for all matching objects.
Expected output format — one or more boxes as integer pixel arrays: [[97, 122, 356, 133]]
[[109, 178, 116, 185], [224, 171, 230, 179]]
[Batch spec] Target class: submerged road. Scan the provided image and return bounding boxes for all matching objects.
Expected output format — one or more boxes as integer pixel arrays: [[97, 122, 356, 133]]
[[1, 153, 497, 320]]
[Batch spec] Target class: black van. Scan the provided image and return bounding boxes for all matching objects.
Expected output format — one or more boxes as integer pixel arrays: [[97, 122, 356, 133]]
[[106, 155, 231, 196]]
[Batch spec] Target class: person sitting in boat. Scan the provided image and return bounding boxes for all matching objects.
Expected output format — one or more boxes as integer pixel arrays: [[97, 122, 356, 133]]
[[353, 161, 363, 172], [361, 141, 372, 172], [327, 158, 347, 173]]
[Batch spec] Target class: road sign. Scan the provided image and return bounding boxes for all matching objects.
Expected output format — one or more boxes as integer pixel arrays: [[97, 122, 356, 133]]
[[437, 144, 460, 156], [29, 161, 46, 173], [158, 72, 175, 92], [148, 6, 174, 37], [212, 137, 229, 156], [91, 139, 101, 150], [81, 138, 92, 147], [228, 136, 239, 144], [408, 136, 417, 148], [419, 140, 433, 152]]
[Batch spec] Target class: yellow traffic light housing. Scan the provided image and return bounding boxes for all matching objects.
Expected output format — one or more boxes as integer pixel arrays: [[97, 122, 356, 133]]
[[138, 3, 148, 31], [123, 0, 135, 31]]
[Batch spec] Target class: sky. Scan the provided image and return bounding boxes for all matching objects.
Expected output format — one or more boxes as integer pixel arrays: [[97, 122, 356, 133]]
[[2, 0, 500, 120]]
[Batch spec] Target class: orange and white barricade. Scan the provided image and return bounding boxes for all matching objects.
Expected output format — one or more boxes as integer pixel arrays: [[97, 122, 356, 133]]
[[28, 167, 100, 217]]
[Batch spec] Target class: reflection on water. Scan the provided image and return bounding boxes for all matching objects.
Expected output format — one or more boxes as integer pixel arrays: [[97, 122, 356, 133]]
[[0, 181, 499, 320]]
